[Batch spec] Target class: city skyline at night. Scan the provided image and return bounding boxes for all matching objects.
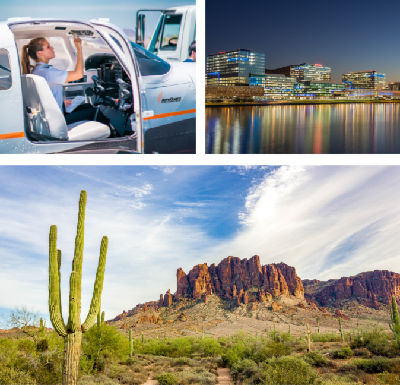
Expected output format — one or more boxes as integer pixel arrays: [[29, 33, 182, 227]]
[[206, 0, 400, 83]]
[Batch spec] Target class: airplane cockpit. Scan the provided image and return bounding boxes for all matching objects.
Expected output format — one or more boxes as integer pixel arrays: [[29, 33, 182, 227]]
[[10, 22, 137, 142]]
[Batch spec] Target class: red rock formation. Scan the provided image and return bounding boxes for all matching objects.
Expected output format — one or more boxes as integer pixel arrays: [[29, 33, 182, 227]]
[[163, 290, 173, 307], [175, 255, 304, 302], [303, 271, 400, 309]]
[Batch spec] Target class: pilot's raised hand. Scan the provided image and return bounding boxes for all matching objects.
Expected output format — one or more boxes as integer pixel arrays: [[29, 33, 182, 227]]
[[73, 34, 82, 50]]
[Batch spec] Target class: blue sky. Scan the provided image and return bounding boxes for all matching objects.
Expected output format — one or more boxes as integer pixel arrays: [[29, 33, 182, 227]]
[[1, 166, 400, 328], [207, 0, 400, 82], [0, 0, 194, 31]]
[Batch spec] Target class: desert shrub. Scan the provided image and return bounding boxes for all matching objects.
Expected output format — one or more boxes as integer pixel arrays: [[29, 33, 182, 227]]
[[192, 336, 222, 357], [318, 374, 360, 384], [36, 338, 49, 352], [81, 324, 129, 374], [263, 356, 318, 385], [78, 374, 120, 384], [332, 347, 354, 359], [157, 372, 178, 385], [0, 333, 63, 385], [0, 366, 37, 384], [350, 329, 399, 358], [377, 372, 400, 384], [171, 356, 191, 366], [354, 358, 400, 373], [311, 333, 342, 343], [269, 330, 293, 343], [304, 351, 331, 367], [134, 336, 218, 358], [230, 358, 264, 384], [221, 339, 249, 367], [176, 368, 216, 385], [253, 341, 292, 361]]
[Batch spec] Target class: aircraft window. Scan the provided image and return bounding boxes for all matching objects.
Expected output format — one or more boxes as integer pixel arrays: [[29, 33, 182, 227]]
[[0, 49, 12, 90], [130, 42, 170, 76], [159, 14, 182, 51]]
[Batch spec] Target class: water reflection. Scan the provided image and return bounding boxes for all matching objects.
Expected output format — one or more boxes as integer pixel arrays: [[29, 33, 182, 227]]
[[205, 104, 400, 154]]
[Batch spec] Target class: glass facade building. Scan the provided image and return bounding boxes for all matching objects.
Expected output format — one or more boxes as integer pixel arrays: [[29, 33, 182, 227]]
[[303, 82, 346, 98], [291, 63, 331, 82], [206, 49, 266, 86], [342, 71, 386, 90], [250, 74, 297, 99]]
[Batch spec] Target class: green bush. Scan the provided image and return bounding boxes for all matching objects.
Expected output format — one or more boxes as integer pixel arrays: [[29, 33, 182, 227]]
[[263, 356, 319, 385], [156, 372, 178, 385], [350, 329, 399, 357], [81, 324, 129, 374], [0, 366, 37, 385], [0, 333, 63, 385], [311, 333, 342, 343], [354, 357, 400, 373], [304, 351, 331, 367], [377, 372, 400, 384], [230, 358, 264, 384], [332, 347, 353, 359]]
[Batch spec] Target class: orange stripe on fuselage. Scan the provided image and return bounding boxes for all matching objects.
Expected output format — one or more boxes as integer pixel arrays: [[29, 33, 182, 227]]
[[0, 132, 25, 140], [143, 109, 196, 121]]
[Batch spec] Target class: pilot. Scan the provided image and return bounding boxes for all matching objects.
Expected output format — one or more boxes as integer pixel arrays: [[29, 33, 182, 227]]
[[21, 36, 109, 126], [184, 40, 196, 62]]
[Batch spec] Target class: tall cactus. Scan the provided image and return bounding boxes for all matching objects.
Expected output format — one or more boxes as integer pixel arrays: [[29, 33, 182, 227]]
[[390, 296, 400, 342], [129, 328, 133, 358], [49, 191, 108, 385], [338, 318, 344, 342]]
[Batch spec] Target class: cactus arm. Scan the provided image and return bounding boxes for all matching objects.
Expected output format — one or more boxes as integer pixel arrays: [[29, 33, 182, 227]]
[[82, 236, 108, 332], [49, 225, 67, 337], [67, 191, 87, 332]]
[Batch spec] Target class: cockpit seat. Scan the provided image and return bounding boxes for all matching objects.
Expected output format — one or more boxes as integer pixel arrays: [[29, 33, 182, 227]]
[[21, 74, 110, 141]]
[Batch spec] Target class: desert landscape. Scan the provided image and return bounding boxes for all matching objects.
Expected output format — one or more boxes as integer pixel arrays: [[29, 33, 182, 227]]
[[2, 254, 400, 385]]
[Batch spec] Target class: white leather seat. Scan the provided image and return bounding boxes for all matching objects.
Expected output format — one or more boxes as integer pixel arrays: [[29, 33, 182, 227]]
[[21, 74, 110, 141]]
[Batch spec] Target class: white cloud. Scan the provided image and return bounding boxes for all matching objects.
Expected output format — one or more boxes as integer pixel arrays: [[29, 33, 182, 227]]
[[207, 166, 400, 281]]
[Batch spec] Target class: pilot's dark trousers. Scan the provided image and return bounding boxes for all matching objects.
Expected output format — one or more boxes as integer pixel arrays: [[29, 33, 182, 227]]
[[64, 103, 109, 126]]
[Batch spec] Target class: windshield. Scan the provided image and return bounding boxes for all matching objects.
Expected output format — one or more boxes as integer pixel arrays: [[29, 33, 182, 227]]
[[158, 14, 182, 51], [130, 41, 170, 76]]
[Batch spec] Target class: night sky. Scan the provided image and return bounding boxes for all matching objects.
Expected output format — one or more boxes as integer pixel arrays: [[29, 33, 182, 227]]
[[206, 0, 400, 82]]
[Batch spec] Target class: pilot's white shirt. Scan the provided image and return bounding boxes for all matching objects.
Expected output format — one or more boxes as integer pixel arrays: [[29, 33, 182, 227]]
[[32, 62, 67, 110]]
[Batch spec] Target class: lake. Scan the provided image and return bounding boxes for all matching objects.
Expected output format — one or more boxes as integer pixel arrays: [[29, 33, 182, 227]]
[[205, 103, 400, 154]]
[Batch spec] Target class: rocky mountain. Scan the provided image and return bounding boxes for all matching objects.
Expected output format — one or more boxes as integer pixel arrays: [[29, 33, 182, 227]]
[[113, 255, 304, 321], [112, 256, 400, 322], [303, 270, 400, 309], [176, 255, 304, 302]]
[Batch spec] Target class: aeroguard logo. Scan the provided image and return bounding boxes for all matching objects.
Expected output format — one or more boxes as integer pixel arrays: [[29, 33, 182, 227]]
[[157, 92, 182, 104]]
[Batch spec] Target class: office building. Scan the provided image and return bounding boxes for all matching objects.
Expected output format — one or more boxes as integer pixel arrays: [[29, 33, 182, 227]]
[[267, 63, 331, 82], [342, 71, 386, 90], [387, 82, 400, 91], [206, 49, 266, 86], [291, 63, 331, 82], [303, 82, 346, 98], [249, 74, 297, 99]]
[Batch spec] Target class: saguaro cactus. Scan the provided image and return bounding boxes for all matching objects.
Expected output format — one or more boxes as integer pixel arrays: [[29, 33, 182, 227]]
[[306, 323, 312, 352], [97, 311, 105, 329], [129, 328, 133, 358], [49, 190, 108, 385], [338, 318, 344, 342], [390, 296, 400, 342]]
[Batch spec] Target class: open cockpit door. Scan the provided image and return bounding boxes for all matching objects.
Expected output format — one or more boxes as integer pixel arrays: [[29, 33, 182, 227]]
[[0, 23, 25, 148], [90, 20, 144, 152]]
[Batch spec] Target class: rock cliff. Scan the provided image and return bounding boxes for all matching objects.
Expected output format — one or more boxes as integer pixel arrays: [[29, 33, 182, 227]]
[[303, 270, 400, 309], [176, 255, 304, 302]]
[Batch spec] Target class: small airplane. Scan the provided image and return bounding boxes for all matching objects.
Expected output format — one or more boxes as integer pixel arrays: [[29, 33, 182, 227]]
[[0, 17, 196, 153]]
